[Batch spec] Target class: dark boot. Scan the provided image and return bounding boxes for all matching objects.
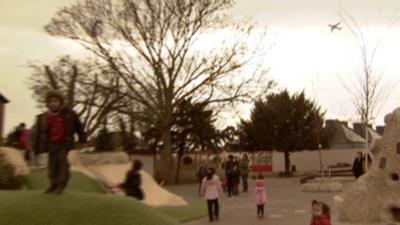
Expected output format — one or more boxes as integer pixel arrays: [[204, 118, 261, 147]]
[[54, 187, 65, 195], [43, 184, 57, 194]]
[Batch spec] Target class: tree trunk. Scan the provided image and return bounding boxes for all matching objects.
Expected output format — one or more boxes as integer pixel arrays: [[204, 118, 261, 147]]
[[159, 126, 174, 183], [318, 148, 324, 181], [284, 150, 291, 175], [175, 150, 183, 184]]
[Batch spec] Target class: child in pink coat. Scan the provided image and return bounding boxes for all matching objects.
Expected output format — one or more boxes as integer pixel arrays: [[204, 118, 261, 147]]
[[255, 173, 267, 218]]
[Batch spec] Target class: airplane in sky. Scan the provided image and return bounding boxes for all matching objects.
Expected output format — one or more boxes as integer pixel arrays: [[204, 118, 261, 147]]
[[328, 22, 342, 32]]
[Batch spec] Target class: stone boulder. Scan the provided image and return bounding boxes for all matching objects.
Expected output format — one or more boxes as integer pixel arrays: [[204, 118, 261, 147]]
[[336, 107, 400, 224], [0, 147, 29, 176]]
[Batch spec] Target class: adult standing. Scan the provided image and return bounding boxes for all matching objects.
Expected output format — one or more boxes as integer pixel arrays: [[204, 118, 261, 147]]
[[197, 164, 208, 196], [224, 155, 235, 197], [19, 128, 32, 163], [231, 163, 241, 196], [10, 123, 26, 147], [239, 154, 250, 192], [31, 90, 86, 194], [352, 152, 363, 179]]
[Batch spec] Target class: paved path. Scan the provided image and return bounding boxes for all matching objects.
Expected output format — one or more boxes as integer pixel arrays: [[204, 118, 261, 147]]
[[168, 177, 344, 225]]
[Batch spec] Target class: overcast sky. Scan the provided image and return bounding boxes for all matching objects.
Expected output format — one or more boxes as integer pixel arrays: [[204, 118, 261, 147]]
[[1, 0, 400, 134]]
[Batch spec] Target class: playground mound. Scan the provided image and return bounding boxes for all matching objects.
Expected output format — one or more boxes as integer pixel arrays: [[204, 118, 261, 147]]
[[68, 150, 188, 207], [0, 190, 178, 225]]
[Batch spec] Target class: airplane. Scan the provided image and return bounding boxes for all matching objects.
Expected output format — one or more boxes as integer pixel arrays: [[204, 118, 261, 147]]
[[328, 22, 342, 32]]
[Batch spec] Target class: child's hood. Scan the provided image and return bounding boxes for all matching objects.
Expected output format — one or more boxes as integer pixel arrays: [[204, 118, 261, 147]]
[[255, 179, 265, 187], [203, 175, 220, 185]]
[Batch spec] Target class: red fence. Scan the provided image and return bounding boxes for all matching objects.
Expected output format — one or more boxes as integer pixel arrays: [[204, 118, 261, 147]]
[[251, 165, 273, 173]]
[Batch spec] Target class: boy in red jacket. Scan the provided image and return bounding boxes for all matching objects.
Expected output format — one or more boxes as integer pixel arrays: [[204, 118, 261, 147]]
[[310, 200, 331, 225]]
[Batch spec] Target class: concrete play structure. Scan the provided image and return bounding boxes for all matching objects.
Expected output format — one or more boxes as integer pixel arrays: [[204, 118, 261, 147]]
[[68, 151, 188, 207], [0, 147, 187, 207], [335, 107, 400, 224]]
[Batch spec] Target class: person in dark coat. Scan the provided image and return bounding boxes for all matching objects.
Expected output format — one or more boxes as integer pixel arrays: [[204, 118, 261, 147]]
[[231, 163, 241, 196], [19, 128, 32, 162], [197, 164, 208, 196], [224, 155, 235, 197], [122, 159, 144, 200], [31, 90, 86, 194], [352, 152, 363, 179], [239, 154, 250, 192]]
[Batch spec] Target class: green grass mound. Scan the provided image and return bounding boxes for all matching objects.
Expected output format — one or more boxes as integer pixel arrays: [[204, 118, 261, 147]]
[[26, 169, 106, 194], [158, 198, 207, 223], [0, 191, 178, 225]]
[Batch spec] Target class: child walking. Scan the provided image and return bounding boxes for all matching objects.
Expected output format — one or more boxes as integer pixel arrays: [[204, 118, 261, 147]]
[[255, 174, 267, 219], [310, 200, 331, 225], [201, 167, 223, 223]]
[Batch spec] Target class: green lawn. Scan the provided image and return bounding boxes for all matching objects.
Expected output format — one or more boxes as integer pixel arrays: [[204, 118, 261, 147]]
[[25, 169, 107, 194], [0, 191, 178, 225], [157, 198, 208, 223]]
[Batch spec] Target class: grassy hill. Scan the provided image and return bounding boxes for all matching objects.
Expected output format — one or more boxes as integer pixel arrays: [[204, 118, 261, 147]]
[[0, 191, 178, 225], [8, 169, 207, 224], [25, 169, 107, 193]]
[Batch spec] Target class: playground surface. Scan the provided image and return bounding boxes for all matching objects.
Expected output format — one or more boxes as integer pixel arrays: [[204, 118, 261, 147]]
[[167, 177, 343, 225]]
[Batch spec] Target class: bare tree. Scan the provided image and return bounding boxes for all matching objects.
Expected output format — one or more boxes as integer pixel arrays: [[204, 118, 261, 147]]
[[338, 11, 398, 171], [44, 0, 270, 181], [28, 55, 129, 137]]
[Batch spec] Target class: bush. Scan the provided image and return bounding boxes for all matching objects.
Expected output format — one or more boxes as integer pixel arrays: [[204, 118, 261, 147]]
[[95, 127, 115, 152], [0, 153, 25, 190], [211, 156, 221, 164], [182, 156, 193, 165]]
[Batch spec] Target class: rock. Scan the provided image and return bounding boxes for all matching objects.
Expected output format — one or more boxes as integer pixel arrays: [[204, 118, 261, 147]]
[[0, 147, 29, 176], [336, 107, 400, 224]]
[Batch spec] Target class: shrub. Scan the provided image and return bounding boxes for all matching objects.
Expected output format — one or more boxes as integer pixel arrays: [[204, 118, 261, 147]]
[[182, 156, 193, 165], [95, 127, 115, 152]]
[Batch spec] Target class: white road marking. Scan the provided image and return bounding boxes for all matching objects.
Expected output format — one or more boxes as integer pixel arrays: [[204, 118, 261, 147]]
[[294, 210, 307, 214], [269, 214, 283, 218]]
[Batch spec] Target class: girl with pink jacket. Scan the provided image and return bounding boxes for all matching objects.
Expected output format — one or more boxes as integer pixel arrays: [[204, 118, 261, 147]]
[[201, 167, 223, 222], [255, 174, 267, 218]]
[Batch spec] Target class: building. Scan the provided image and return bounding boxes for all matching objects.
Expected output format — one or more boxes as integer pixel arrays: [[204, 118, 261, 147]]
[[353, 122, 382, 144], [326, 120, 366, 149], [376, 125, 385, 136], [0, 92, 9, 144], [271, 119, 382, 173]]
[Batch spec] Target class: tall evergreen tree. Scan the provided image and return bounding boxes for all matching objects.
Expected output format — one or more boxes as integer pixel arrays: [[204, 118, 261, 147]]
[[239, 90, 325, 175], [144, 99, 220, 183], [95, 118, 115, 152]]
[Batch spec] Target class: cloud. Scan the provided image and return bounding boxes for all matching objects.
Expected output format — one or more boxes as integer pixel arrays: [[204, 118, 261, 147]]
[[232, 0, 400, 27], [0, 0, 77, 29]]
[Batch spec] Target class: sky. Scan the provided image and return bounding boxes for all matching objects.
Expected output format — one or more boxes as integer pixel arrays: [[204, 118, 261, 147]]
[[1, 0, 400, 135]]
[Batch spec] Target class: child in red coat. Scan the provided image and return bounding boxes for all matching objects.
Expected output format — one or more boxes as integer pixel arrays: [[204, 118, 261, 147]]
[[310, 200, 331, 225]]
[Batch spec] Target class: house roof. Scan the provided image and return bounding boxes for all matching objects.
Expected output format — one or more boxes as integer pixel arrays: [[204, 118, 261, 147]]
[[326, 120, 367, 149], [0, 92, 9, 103], [341, 124, 366, 143], [368, 127, 381, 141]]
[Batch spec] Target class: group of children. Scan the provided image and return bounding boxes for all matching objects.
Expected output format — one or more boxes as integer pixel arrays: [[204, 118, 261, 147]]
[[200, 167, 331, 225]]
